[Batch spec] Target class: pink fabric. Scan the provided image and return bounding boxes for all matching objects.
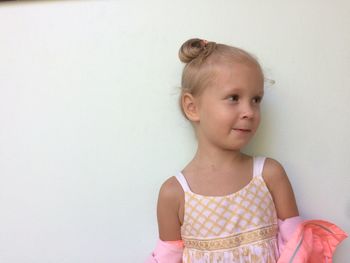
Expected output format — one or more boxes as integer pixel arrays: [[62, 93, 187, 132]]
[[277, 219, 347, 263], [145, 218, 347, 262], [164, 240, 184, 248], [278, 216, 304, 254], [145, 239, 183, 263]]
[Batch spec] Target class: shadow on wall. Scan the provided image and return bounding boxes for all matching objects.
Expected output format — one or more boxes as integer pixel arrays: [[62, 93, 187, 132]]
[[0, 0, 84, 5]]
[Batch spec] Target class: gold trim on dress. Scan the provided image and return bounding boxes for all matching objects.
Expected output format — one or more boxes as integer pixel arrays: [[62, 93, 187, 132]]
[[183, 225, 278, 251]]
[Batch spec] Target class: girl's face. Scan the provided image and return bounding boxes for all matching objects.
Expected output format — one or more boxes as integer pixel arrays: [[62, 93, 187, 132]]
[[195, 62, 264, 151]]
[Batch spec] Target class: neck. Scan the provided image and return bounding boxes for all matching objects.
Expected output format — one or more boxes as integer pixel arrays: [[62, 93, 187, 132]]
[[190, 143, 247, 172]]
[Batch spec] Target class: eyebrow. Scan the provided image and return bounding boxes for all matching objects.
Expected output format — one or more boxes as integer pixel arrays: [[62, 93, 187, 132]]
[[222, 86, 264, 95]]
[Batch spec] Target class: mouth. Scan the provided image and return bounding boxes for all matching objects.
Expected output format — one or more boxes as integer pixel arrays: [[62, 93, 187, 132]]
[[232, 128, 252, 133]]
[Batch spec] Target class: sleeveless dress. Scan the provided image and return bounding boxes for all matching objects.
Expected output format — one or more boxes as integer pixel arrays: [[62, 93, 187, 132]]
[[175, 156, 279, 263]]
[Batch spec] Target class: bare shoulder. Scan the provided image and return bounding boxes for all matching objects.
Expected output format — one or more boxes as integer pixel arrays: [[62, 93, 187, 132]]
[[262, 158, 287, 185], [157, 176, 183, 241], [262, 158, 299, 220], [158, 176, 183, 204]]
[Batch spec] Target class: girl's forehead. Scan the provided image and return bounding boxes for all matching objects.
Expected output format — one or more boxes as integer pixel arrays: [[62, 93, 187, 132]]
[[207, 63, 264, 92], [215, 62, 262, 78]]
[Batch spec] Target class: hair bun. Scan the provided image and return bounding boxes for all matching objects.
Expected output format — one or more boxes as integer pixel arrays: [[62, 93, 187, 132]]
[[178, 38, 215, 63]]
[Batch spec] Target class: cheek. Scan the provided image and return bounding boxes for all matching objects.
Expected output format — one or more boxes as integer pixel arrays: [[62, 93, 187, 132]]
[[215, 110, 235, 127], [203, 104, 224, 121]]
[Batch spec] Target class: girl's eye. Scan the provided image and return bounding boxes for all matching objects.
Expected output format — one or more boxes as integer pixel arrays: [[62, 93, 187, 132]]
[[228, 95, 239, 101], [253, 96, 262, 104]]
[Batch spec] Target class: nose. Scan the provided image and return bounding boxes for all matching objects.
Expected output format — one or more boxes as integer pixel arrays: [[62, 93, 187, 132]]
[[241, 102, 255, 119]]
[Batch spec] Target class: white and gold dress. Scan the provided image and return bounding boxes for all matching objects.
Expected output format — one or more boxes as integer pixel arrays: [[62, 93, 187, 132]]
[[175, 156, 279, 263]]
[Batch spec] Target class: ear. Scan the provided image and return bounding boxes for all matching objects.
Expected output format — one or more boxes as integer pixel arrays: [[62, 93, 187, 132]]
[[182, 92, 200, 122]]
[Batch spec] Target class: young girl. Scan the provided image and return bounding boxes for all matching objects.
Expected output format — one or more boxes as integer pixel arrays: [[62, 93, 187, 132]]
[[146, 38, 347, 263]]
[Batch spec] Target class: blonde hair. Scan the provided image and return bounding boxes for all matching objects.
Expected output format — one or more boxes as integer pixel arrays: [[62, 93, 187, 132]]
[[178, 38, 264, 119]]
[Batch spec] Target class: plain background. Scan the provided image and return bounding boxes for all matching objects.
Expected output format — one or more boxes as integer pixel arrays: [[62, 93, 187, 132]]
[[0, 0, 349, 262]]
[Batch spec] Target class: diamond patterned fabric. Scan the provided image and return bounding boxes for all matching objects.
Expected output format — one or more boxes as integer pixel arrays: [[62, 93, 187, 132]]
[[176, 156, 280, 262]]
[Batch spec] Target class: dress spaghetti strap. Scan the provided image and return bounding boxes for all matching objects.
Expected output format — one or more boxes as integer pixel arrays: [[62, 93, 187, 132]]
[[175, 172, 191, 192], [253, 156, 266, 178]]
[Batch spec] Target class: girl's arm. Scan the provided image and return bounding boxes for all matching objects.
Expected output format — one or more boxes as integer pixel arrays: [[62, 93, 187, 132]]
[[157, 177, 183, 240], [145, 177, 183, 263], [262, 158, 300, 254], [263, 158, 299, 220], [260, 158, 347, 259]]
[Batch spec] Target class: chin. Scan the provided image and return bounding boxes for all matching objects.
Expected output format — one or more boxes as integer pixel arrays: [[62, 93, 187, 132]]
[[228, 141, 251, 151], [222, 143, 246, 152]]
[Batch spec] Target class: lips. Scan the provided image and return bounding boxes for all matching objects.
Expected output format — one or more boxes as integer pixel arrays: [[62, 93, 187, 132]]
[[233, 128, 252, 132]]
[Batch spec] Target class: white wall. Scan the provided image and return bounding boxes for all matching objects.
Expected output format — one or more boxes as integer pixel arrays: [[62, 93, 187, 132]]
[[0, 0, 349, 262]]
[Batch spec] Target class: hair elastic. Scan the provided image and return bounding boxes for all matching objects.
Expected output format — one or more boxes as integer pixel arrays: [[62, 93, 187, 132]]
[[201, 39, 208, 47]]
